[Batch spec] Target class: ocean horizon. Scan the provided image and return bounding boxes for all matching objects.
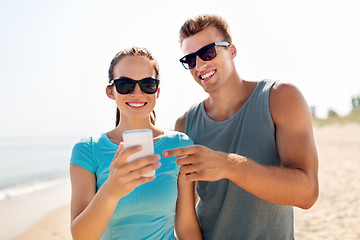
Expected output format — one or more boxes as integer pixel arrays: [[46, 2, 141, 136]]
[[0, 134, 81, 201]]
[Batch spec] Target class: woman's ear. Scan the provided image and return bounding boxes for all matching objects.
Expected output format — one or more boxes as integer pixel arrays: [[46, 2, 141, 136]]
[[229, 44, 237, 59], [156, 87, 160, 98], [106, 86, 116, 100]]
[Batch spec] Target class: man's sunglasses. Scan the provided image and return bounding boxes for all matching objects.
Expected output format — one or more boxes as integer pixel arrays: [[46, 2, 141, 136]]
[[108, 77, 159, 94], [179, 42, 230, 70]]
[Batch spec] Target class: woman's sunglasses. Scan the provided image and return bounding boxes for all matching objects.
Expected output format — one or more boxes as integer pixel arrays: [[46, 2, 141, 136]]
[[179, 42, 230, 70], [108, 77, 159, 94]]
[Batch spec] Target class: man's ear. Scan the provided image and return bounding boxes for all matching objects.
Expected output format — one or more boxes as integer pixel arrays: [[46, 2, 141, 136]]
[[106, 86, 116, 100], [229, 44, 237, 59]]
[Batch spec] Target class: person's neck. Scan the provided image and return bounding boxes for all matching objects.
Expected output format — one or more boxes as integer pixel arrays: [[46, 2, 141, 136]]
[[204, 76, 253, 121], [119, 118, 154, 132], [107, 118, 162, 144]]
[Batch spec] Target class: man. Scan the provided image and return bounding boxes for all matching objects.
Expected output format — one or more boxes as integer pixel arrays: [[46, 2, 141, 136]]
[[163, 14, 319, 239]]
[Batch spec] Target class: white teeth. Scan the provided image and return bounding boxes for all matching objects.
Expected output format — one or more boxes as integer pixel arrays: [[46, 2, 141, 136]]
[[128, 103, 146, 107], [200, 70, 215, 80]]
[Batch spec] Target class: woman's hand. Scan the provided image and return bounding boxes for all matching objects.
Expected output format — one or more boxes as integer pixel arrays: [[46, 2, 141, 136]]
[[104, 143, 161, 199], [70, 143, 161, 240]]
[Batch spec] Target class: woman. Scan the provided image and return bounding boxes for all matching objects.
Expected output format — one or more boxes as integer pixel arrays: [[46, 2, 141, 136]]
[[70, 47, 202, 240]]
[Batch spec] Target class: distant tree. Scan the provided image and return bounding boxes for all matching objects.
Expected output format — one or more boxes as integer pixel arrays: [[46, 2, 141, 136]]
[[352, 95, 360, 110], [328, 109, 338, 117], [310, 106, 316, 117]]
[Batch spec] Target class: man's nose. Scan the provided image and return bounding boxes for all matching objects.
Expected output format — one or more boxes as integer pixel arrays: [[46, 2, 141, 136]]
[[195, 56, 207, 71]]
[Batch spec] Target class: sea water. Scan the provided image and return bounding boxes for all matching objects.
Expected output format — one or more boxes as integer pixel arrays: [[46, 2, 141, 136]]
[[0, 135, 81, 201]]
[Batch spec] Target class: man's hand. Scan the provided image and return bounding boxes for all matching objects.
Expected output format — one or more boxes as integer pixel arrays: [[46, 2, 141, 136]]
[[163, 145, 230, 182]]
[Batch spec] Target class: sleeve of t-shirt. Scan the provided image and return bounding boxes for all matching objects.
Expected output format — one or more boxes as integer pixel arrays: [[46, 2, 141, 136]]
[[178, 132, 194, 148], [70, 136, 97, 173]]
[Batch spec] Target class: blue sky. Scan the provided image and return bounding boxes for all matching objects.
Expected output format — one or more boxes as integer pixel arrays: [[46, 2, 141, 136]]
[[1, 0, 359, 137]]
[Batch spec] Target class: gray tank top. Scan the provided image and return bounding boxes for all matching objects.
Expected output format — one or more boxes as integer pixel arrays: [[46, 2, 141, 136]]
[[185, 80, 294, 240]]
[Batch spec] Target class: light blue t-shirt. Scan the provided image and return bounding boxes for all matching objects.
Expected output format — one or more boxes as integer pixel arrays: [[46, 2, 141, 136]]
[[70, 129, 193, 240]]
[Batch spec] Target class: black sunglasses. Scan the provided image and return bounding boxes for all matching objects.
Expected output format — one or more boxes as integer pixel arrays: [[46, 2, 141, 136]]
[[108, 77, 159, 94], [179, 42, 230, 70]]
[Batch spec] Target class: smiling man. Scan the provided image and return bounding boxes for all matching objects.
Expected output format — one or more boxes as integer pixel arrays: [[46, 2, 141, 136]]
[[163, 14, 319, 239]]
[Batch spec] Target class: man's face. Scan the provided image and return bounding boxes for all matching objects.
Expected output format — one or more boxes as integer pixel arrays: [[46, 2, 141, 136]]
[[181, 26, 235, 93]]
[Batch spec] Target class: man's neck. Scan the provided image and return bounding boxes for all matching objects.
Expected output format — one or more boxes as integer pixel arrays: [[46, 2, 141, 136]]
[[203, 77, 256, 121]]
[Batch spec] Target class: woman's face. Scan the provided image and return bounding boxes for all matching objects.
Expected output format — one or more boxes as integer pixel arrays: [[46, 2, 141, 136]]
[[109, 55, 159, 123]]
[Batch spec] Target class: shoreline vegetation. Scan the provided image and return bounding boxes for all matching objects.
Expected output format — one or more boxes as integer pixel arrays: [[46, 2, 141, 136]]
[[312, 109, 360, 126]]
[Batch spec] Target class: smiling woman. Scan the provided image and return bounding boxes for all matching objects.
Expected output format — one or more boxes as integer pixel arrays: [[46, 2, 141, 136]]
[[69, 47, 202, 240], [107, 48, 160, 127]]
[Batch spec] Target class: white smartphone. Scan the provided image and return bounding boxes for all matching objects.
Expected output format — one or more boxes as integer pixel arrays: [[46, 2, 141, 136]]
[[122, 129, 155, 177]]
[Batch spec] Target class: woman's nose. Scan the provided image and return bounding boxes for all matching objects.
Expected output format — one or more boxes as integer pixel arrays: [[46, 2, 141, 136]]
[[130, 83, 143, 95]]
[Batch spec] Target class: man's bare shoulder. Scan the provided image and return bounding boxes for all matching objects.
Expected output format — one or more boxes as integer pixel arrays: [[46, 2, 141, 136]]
[[270, 81, 304, 105], [175, 112, 187, 133], [271, 81, 297, 91], [269, 81, 310, 124]]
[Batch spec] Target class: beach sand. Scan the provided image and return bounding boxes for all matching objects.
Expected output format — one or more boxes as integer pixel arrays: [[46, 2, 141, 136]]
[[294, 123, 360, 240], [12, 204, 71, 240], [4, 123, 360, 239], [0, 177, 71, 240]]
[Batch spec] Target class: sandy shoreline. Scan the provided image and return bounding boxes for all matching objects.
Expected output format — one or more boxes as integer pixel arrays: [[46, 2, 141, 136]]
[[13, 203, 71, 240], [3, 123, 360, 239], [0, 177, 71, 240]]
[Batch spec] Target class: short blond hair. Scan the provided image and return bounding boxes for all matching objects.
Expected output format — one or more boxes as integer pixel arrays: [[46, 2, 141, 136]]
[[179, 14, 232, 46]]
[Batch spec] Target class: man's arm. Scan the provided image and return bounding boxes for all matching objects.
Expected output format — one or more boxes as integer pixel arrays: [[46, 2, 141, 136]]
[[164, 83, 318, 209], [174, 113, 186, 133]]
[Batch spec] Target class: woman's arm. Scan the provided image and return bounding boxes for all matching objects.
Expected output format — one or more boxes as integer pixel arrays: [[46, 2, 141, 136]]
[[175, 173, 202, 240], [70, 165, 119, 240], [173, 114, 202, 239], [70, 144, 161, 240]]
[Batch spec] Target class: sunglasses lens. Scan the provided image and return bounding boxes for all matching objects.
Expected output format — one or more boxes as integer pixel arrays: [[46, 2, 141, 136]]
[[140, 78, 159, 94], [199, 45, 217, 61], [113, 78, 158, 94], [115, 79, 135, 94], [179, 44, 218, 70], [181, 54, 196, 70]]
